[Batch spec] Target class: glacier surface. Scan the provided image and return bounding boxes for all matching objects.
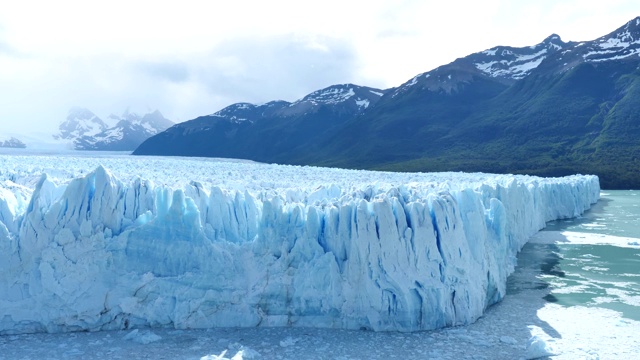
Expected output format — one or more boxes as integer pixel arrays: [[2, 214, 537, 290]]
[[0, 154, 600, 334]]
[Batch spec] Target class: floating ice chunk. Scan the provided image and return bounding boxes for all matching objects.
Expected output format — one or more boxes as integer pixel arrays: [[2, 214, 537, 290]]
[[279, 336, 298, 347], [525, 335, 557, 359], [201, 347, 260, 360], [530, 231, 640, 248], [123, 329, 162, 344], [500, 335, 518, 345]]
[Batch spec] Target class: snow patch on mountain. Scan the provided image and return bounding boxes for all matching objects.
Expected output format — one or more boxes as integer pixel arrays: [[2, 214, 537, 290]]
[[210, 101, 292, 124], [589, 49, 640, 62], [212, 103, 256, 122], [394, 33, 566, 98], [407, 75, 421, 86], [598, 34, 639, 49], [576, 17, 640, 64], [508, 57, 546, 75], [99, 127, 124, 143], [295, 86, 356, 106], [474, 46, 552, 79], [583, 48, 640, 62], [483, 49, 498, 56], [596, 22, 640, 51], [355, 99, 370, 109], [288, 85, 386, 110], [205, 85, 386, 124]]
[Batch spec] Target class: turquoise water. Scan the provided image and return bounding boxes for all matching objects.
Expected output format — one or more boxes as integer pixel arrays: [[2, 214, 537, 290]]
[[511, 190, 640, 321], [545, 190, 640, 237]]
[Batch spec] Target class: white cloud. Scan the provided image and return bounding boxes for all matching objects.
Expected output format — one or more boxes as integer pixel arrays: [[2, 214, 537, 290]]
[[0, 1, 639, 139]]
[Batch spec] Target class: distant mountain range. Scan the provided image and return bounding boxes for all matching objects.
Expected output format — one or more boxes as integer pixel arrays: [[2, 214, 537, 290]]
[[56, 108, 173, 151], [134, 17, 640, 189], [0, 137, 26, 148], [134, 84, 386, 162]]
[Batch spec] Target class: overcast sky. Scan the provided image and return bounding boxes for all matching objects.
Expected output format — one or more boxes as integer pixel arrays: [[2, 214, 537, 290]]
[[1, 0, 639, 138]]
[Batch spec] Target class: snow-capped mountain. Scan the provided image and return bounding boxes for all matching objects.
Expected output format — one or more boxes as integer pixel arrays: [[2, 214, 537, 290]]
[[536, 17, 640, 74], [207, 84, 385, 123], [54, 108, 173, 151], [391, 17, 640, 97], [589, 17, 640, 62], [54, 107, 109, 141], [134, 84, 387, 160], [471, 34, 567, 79], [115, 110, 174, 133], [281, 84, 385, 116], [75, 110, 173, 151], [392, 34, 568, 96], [210, 101, 290, 123], [0, 136, 27, 148]]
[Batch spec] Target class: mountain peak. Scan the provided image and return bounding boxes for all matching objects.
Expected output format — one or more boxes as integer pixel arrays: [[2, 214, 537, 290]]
[[66, 107, 98, 121], [56, 107, 107, 141], [542, 33, 563, 44], [209, 101, 295, 124], [567, 16, 640, 65], [120, 110, 142, 123], [149, 109, 164, 117], [0, 136, 27, 149], [140, 110, 173, 127], [298, 84, 357, 104], [295, 84, 385, 108], [399, 35, 568, 93], [211, 103, 260, 122], [626, 16, 640, 29], [106, 109, 169, 126], [600, 16, 640, 41]]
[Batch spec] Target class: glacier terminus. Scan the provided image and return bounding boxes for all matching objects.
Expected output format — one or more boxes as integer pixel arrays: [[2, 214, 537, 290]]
[[0, 154, 599, 334]]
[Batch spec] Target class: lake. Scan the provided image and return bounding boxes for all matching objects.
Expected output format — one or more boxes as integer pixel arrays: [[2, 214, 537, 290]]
[[505, 190, 640, 358]]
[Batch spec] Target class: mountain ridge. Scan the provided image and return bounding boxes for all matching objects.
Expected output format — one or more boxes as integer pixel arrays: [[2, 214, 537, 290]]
[[134, 84, 388, 162], [134, 17, 640, 189], [0, 137, 27, 149]]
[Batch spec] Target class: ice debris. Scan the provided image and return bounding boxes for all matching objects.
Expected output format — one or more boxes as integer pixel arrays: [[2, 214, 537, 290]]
[[123, 329, 162, 344], [525, 335, 557, 359]]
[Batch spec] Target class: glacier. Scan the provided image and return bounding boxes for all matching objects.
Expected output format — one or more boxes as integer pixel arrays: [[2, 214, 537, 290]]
[[0, 154, 600, 334]]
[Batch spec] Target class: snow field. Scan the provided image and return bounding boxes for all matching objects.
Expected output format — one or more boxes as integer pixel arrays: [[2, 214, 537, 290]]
[[0, 154, 600, 334]]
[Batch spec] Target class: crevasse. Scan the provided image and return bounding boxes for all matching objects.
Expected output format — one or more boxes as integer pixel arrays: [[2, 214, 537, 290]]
[[0, 164, 599, 334]]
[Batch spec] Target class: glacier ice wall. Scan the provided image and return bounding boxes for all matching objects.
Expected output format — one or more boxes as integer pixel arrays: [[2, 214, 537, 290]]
[[0, 158, 600, 334]]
